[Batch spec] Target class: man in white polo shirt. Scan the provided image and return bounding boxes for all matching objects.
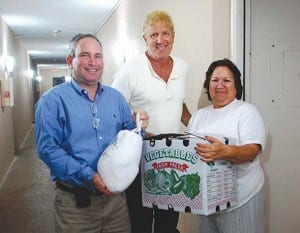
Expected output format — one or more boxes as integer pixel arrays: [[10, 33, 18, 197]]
[[112, 10, 191, 233]]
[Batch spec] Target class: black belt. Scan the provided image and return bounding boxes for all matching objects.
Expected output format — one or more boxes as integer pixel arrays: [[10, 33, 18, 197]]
[[56, 181, 103, 196]]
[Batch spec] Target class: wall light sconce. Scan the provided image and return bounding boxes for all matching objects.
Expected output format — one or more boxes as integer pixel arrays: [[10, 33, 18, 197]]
[[0, 56, 3, 70], [36, 75, 42, 82], [65, 75, 72, 82], [5, 56, 15, 73], [25, 69, 34, 79]]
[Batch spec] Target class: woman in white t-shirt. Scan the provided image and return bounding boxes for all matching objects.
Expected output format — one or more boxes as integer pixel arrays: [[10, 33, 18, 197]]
[[187, 58, 266, 233]]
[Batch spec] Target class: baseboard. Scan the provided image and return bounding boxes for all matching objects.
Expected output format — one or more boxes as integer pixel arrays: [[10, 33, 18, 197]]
[[19, 124, 34, 150], [0, 156, 18, 190]]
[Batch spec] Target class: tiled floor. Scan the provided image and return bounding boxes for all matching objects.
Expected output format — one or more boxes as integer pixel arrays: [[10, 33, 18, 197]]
[[0, 126, 55, 233]]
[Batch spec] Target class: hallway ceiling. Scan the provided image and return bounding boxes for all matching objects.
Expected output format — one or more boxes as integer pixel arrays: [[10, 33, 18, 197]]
[[0, 0, 122, 64]]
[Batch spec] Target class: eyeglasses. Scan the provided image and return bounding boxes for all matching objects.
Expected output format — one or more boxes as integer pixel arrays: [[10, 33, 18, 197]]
[[90, 102, 100, 130]]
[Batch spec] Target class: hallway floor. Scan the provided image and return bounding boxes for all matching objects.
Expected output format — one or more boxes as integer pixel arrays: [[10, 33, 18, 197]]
[[0, 126, 55, 233]]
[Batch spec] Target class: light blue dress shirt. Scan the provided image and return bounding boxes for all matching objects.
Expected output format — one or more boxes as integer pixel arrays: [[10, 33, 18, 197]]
[[35, 79, 136, 189]]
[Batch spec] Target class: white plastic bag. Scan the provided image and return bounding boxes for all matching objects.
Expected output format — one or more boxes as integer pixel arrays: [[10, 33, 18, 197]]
[[97, 113, 143, 192]]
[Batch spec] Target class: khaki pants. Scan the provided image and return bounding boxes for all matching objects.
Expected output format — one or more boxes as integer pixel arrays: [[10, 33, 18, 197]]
[[54, 188, 131, 233]]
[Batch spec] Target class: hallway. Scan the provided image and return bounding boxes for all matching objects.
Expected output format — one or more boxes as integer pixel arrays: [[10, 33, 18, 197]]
[[0, 126, 55, 233]]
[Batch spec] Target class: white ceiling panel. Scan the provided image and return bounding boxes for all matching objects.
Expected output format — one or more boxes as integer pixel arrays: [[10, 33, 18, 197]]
[[0, 0, 122, 64]]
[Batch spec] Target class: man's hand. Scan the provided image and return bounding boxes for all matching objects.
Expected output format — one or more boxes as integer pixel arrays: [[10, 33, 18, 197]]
[[92, 173, 114, 196], [133, 111, 149, 130]]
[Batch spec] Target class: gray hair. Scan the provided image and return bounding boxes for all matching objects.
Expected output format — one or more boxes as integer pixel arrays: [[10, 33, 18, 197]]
[[67, 33, 102, 57]]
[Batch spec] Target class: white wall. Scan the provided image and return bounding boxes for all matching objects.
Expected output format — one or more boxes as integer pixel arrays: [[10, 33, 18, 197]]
[[0, 17, 15, 183], [97, 0, 231, 232], [246, 0, 300, 232], [0, 16, 34, 183]]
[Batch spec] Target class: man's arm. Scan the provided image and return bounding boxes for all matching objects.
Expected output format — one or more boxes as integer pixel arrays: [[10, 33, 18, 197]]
[[34, 95, 95, 186], [181, 102, 191, 126]]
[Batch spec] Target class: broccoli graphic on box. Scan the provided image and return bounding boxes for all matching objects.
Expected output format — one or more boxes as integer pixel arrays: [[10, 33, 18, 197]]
[[143, 169, 200, 199]]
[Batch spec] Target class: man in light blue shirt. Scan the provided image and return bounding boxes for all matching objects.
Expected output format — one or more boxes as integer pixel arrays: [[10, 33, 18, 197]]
[[35, 33, 147, 233]]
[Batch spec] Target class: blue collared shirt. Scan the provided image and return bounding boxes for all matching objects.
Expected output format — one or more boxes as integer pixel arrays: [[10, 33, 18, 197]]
[[35, 79, 136, 189]]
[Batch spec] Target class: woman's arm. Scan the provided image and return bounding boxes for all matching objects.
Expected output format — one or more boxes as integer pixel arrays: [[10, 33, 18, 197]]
[[195, 135, 262, 164]]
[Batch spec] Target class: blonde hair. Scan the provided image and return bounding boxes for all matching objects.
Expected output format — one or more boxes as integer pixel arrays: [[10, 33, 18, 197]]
[[143, 10, 174, 32]]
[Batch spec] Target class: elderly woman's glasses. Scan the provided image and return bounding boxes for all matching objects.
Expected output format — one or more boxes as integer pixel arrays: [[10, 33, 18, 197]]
[[90, 103, 100, 130]]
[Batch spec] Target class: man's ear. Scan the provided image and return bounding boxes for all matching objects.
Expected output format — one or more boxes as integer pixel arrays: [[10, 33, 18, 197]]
[[66, 55, 73, 67], [143, 34, 148, 44]]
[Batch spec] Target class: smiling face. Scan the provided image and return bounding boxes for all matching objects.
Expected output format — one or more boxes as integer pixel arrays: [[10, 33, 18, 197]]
[[209, 66, 237, 108], [143, 22, 174, 61], [67, 37, 104, 89]]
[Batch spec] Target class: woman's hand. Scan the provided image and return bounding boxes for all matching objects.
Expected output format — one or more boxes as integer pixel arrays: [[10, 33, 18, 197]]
[[195, 135, 262, 164], [195, 136, 229, 162]]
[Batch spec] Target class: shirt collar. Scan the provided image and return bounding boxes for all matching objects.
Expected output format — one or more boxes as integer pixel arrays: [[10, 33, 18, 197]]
[[144, 54, 179, 80], [70, 78, 104, 97]]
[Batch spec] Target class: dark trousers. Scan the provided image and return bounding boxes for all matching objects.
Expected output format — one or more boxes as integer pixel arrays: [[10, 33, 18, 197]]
[[126, 173, 179, 233]]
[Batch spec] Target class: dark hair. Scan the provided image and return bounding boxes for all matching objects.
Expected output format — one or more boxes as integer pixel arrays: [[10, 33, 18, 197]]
[[203, 58, 243, 100], [67, 33, 102, 57]]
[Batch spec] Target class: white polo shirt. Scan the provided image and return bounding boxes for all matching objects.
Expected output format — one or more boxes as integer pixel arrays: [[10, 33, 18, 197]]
[[112, 54, 189, 134]]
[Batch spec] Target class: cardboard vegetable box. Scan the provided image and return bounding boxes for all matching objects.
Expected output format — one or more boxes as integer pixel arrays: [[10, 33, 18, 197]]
[[141, 133, 238, 215]]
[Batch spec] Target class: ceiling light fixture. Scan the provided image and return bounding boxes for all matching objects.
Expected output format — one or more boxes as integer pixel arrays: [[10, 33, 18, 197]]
[[51, 29, 61, 37]]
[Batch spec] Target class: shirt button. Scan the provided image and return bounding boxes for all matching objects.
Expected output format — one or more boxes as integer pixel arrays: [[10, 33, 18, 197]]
[[99, 136, 103, 140]]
